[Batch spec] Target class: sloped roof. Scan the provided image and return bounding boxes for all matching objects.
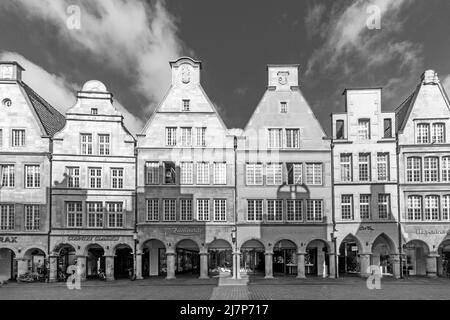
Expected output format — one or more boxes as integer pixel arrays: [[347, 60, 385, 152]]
[[21, 82, 66, 137], [394, 85, 420, 134]]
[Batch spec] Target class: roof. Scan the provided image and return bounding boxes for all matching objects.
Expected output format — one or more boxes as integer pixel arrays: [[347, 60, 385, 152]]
[[21, 82, 66, 137], [394, 85, 420, 133]]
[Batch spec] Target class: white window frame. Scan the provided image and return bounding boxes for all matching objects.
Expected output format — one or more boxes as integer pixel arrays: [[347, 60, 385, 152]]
[[357, 119, 370, 140], [80, 133, 93, 155], [180, 162, 194, 185], [416, 123, 430, 144], [378, 194, 390, 219], [341, 195, 353, 220], [287, 163, 302, 185], [266, 163, 283, 185], [285, 129, 300, 149], [246, 163, 263, 185], [107, 202, 123, 228], [267, 199, 283, 221], [180, 127, 192, 147], [67, 167, 80, 188], [25, 165, 40, 188], [407, 195, 422, 221], [306, 200, 323, 222], [340, 154, 352, 182], [0, 204, 14, 231], [87, 202, 103, 228], [377, 153, 389, 181], [286, 200, 302, 221], [0, 164, 14, 187], [359, 195, 371, 220], [88, 167, 102, 189], [442, 157, 450, 182], [182, 99, 190, 112], [268, 128, 282, 149], [111, 168, 124, 189], [213, 162, 227, 185], [432, 123, 445, 144], [306, 163, 322, 185], [196, 162, 210, 185], [424, 195, 440, 221], [197, 199, 210, 221], [424, 157, 439, 182], [180, 199, 193, 221], [145, 162, 159, 185], [163, 199, 177, 221], [25, 205, 40, 231], [146, 199, 159, 222], [195, 127, 206, 147], [166, 127, 177, 146], [11, 129, 25, 147], [442, 195, 450, 221], [280, 101, 287, 114], [407, 157, 422, 182], [214, 199, 227, 222], [358, 153, 371, 182], [247, 200, 263, 221], [67, 202, 83, 228], [98, 134, 110, 155]]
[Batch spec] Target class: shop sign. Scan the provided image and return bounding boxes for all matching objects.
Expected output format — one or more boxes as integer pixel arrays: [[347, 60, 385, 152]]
[[67, 236, 120, 241], [165, 227, 204, 236], [351, 246, 358, 251], [359, 225, 374, 231], [415, 229, 450, 236], [0, 236, 18, 243]]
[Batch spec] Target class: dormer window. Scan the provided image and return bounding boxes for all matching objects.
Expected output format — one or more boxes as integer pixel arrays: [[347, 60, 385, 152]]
[[91, 108, 98, 115], [2, 98, 12, 107], [383, 119, 392, 138], [416, 123, 430, 144], [182, 100, 190, 112], [336, 120, 345, 140], [280, 102, 287, 113], [358, 119, 370, 140]]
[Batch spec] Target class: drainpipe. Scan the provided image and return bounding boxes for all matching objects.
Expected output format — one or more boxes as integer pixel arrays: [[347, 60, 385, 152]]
[[330, 116, 338, 279], [48, 139, 53, 279], [233, 136, 240, 279], [133, 140, 138, 279], [396, 136, 403, 278]]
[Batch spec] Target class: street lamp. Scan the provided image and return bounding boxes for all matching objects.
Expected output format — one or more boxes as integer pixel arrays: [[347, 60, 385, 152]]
[[231, 226, 238, 279]]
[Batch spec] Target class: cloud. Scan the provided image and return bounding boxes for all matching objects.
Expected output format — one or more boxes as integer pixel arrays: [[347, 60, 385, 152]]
[[0, 51, 144, 135], [443, 75, 450, 94], [304, 3, 326, 39], [0, 0, 187, 112]]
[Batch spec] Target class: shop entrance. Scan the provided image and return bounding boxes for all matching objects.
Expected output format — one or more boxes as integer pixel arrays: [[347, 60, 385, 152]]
[[142, 239, 166, 277], [306, 240, 329, 276], [23, 248, 46, 281], [438, 240, 450, 278], [404, 240, 429, 276], [240, 239, 265, 276], [371, 234, 395, 276], [176, 239, 199, 276], [86, 244, 105, 279], [55, 244, 76, 281], [0, 248, 16, 280], [339, 235, 361, 275], [114, 245, 133, 279], [208, 239, 232, 276], [273, 240, 297, 276]]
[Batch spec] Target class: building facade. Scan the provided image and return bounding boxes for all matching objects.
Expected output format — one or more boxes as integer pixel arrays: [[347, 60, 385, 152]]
[[136, 57, 236, 280], [49, 80, 136, 281], [396, 70, 450, 277], [0, 62, 65, 280], [332, 88, 400, 278], [236, 65, 334, 279]]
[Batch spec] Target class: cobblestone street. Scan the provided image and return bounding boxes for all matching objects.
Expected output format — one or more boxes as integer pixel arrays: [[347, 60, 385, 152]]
[[1, 276, 450, 300]]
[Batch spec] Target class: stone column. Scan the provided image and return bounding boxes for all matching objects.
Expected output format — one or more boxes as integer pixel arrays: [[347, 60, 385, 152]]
[[264, 252, 274, 279], [166, 252, 176, 280], [136, 252, 143, 280], [105, 255, 115, 281], [296, 252, 306, 279], [76, 255, 87, 281], [359, 253, 372, 277], [392, 254, 401, 279], [426, 254, 438, 278], [232, 252, 241, 279], [328, 253, 336, 279], [49, 255, 58, 283], [199, 253, 209, 279], [16, 258, 29, 280]]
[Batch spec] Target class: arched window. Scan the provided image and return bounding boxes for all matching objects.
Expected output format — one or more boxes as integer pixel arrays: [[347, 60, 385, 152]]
[[407, 195, 422, 221], [424, 157, 439, 182]]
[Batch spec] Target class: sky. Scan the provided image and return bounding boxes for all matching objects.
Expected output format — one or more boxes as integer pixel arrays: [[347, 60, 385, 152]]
[[1, 0, 450, 135]]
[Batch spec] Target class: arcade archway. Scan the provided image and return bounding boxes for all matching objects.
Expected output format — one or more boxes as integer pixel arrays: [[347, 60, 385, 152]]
[[371, 234, 396, 276], [404, 240, 429, 276], [306, 239, 330, 276], [339, 235, 362, 275], [114, 244, 133, 279], [142, 239, 166, 277], [23, 248, 46, 279], [208, 239, 232, 275], [240, 239, 265, 275], [438, 239, 450, 278], [0, 248, 16, 281], [86, 244, 105, 279], [176, 239, 199, 276], [273, 240, 297, 276]]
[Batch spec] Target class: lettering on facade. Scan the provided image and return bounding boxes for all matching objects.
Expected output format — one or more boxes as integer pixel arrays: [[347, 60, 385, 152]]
[[67, 236, 120, 241], [164, 227, 204, 237], [415, 229, 450, 236], [0, 236, 18, 243], [359, 226, 374, 231]]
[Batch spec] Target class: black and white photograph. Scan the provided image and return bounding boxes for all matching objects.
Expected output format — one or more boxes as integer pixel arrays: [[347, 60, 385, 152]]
[[0, 0, 450, 312]]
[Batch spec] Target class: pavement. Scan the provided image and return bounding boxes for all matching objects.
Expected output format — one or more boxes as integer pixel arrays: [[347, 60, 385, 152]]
[[1, 275, 450, 300]]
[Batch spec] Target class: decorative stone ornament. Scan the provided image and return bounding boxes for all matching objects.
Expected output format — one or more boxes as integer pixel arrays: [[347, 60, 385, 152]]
[[277, 71, 289, 85], [181, 64, 191, 84]]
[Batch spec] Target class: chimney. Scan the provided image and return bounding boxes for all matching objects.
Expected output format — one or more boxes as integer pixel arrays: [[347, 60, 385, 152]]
[[421, 69, 439, 85]]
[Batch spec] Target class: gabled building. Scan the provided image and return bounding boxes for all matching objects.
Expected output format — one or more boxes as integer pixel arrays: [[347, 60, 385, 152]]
[[396, 70, 450, 277], [332, 88, 400, 278], [136, 57, 236, 279], [236, 65, 334, 279], [50, 80, 136, 281], [0, 62, 65, 280]]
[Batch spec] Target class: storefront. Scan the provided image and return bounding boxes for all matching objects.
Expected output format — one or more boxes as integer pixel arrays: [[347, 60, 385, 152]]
[[372, 234, 395, 276], [142, 239, 166, 277], [404, 240, 428, 276], [306, 240, 329, 276], [339, 236, 361, 275], [86, 244, 106, 279], [438, 240, 450, 278], [176, 239, 199, 275], [273, 240, 297, 276], [114, 245, 134, 279], [240, 239, 265, 275], [0, 248, 16, 280], [208, 239, 232, 275]]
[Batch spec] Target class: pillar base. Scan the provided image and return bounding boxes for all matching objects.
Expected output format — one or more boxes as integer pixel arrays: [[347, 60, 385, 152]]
[[264, 275, 274, 279], [166, 275, 176, 280], [199, 275, 210, 280]]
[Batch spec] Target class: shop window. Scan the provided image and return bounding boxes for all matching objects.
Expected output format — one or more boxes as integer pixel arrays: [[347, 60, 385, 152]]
[[164, 162, 176, 184]]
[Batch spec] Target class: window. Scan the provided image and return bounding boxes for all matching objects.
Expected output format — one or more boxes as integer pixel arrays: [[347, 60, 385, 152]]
[[0, 129, 2, 148], [247, 200, 263, 221], [91, 108, 98, 115], [306, 200, 323, 222], [87, 202, 103, 228], [267, 200, 283, 221], [416, 123, 430, 144], [180, 127, 192, 147], [358, 119, 370, 140], [407, 196, 422, 221], [341, 195, 353, 220], [213, 162, 226, 185], [25, 205, 40, 231], [197, 199, 210, 221], [197, 162, 210, 185], [164, 162, 176, 184], [336, 120, 345, 140], [182, 99, 190, 112], [214, 199, 226, 221], [340, 154, 352, 182], [0, 205, 14, 230], [378, 194, 390, 219], [432, 123, 445, 143], [146, 199, 159, 222], [11, 129, 25, 147], [67, 167, 80, 188], [163, 199, 176, 221], [287, 200, 302, 221], [111, 168, 124, 189], [0, 164, 14, 187], [306, 163, 322, 185], [407, 157, 421, 182], [25, 165, 40, 188], [268, 129, 282, 149], [67, 202, 83, 228], [195, 127, 206, 147], [88, 167, 102, 188], [107, 202, 123, 228], [377, 153, 389, 181], [285, 129, 299, 149], [98, 134, 110, 155], [443, 195, 450, 221], [424, 157, 439, 182], [360, 195, 371, 219], [246, 164, 263, 185], [358, 153, 370, 181], [384, 119, 392, 138], [287, 163, 302, 185], [166, 127, 177, 146], [424, 195, 440, 221], [266, 163, 283, 185], [280, 102, 287, 113], [180, 162, 193, 185], [180, 199, 193, 221], [442, 157, 450, 182], [146, 162, 159, 185], [80, 133, 93, 155]]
